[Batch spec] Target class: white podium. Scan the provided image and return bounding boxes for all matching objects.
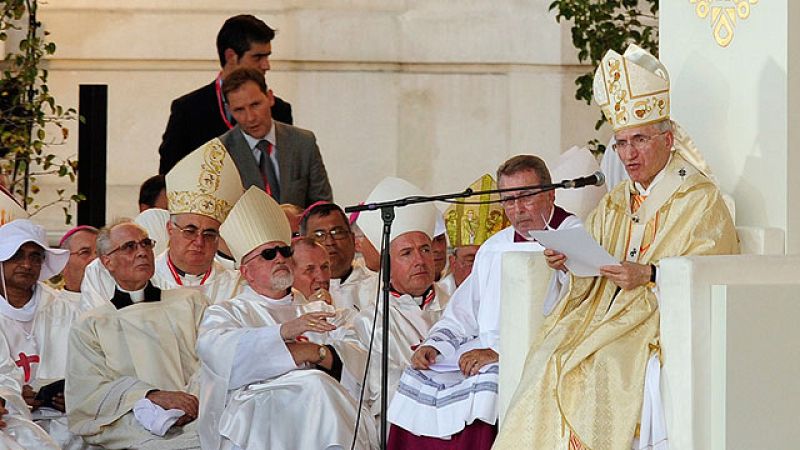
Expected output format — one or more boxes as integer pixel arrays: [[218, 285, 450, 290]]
[[499, 249, 800, 449]]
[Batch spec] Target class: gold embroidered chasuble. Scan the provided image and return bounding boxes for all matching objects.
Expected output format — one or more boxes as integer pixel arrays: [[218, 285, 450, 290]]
[[494, 153, 739, 450]]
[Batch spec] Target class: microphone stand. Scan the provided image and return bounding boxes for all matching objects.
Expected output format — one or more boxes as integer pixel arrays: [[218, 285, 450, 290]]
[[344, 178, 572, 450]]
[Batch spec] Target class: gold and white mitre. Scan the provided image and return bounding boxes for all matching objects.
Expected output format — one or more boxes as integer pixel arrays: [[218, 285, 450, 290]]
[[444, 174, 509, 247], [594, 44, 715, 179], [220, 186, 292, 265], [593, 44, 670, 132], [358, 177, 438, 250], [166, 138, 244, 223], [0, 187, 28, 226]]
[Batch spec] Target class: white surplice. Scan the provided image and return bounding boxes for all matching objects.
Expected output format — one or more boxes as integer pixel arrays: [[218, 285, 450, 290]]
[[196, 286, 378, 450], [152, 251, 244, 304], [388, 217, 582, 438], [66, 288, 209, 449], [329, 260, 378, 312], [351, 284, 450, 416]]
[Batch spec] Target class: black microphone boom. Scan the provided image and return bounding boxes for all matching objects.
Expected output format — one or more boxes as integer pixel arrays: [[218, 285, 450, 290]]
[[561, 171, 605, 189]]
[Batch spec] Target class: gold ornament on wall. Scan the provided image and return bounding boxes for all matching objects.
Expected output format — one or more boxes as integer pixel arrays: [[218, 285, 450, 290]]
[[691, 0, 758, 47]]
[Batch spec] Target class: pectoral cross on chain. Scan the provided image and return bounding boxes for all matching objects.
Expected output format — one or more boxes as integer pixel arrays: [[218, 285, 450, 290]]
[[15, 352, 40, 383]]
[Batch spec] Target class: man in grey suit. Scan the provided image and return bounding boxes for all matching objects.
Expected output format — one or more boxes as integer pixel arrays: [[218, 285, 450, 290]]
[[219, 68, 333, 207]]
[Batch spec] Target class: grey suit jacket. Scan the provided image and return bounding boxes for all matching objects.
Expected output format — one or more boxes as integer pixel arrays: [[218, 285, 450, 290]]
[[220, 121, 333, 208]]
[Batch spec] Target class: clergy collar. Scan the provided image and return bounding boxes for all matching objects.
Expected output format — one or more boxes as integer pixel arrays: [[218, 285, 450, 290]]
[[111, 282, 161, 310], [633, 153, 674, 195], [0, 284, 40, 322], [241, 123, 276, 151]]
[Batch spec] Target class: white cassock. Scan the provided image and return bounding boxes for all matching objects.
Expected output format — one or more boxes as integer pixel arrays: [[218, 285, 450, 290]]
[[152, 251, 244, 304], [66, 287, 209, 449], [196, 286, 378, 450], [388, 214, 583, 438], [352, 284, 450, 416], [329, 260, 378, 311], [0, 284, 71, 450]]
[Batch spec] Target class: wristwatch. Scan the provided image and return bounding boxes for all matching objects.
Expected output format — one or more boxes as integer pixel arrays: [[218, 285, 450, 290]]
[[316, 345, 328, 364]]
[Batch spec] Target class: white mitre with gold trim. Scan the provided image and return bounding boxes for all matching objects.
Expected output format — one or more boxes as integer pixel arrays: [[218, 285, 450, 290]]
[[358, 177, 437, 249], [593, 44, 670, 131], [0, 187, 28, 226], [220, 186, 292, 265], [166, 138, 244, 223]]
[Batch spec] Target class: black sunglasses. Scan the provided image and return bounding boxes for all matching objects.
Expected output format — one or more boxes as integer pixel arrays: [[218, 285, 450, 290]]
[[244, 245, 293, 265]]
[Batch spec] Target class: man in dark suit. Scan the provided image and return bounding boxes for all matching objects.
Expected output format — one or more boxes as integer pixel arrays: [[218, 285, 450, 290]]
[[158, 14, 293, 174], [220, 68, 332, 208]]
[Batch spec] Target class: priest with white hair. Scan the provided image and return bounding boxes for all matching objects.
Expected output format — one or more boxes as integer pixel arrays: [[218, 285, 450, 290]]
[[196, 186, 377, 450], [495, 44, 738, 450], [66, 219, 209, 449], [0, 219, 72, 450]]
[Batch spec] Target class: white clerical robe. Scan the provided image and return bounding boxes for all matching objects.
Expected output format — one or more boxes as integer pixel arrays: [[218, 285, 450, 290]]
[[196, 286, 378, 450], [152, 251, 244, 304], [352, 284, 450, 416], [329, 260, 378, 311], [0, 284, 69, 450], [388, 216, 582, 438], [66, 287, 209, 449], [436, 272, 457, 297]]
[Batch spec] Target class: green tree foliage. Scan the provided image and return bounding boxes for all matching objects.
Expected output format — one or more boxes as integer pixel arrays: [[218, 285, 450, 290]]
[[1, 0, 83, 223], [549, 0, 659, 142]]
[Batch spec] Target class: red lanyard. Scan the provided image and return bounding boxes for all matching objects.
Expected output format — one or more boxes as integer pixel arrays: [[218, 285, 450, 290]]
[[167, 256, 212, 286], [215, 73, 234, 130]]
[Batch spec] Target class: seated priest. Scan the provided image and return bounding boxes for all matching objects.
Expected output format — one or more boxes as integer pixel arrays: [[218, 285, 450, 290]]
[[387, 167, 582, 448], [154, 139, 245, 303], [66, 220, 209, 449], [301, 201, 378, 311], [0, 219, 75, 449], [495, 45, 739, 450], [291, 236, 333, 304], [196, 187, 377, 450], [52, 225, 98, 305], [351, 177, 449, 415]]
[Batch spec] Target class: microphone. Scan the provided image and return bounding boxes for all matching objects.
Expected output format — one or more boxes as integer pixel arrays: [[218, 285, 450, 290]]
[[561, 171, 605, 189]]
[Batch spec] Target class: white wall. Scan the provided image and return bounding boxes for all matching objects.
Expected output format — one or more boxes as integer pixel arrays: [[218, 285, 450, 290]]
[[661, 1, 799, 253], [5, 1, 605, 230]]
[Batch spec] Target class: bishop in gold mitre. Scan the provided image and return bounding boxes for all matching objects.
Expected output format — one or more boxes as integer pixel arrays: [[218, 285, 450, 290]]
[[494, 44, 739, 450]]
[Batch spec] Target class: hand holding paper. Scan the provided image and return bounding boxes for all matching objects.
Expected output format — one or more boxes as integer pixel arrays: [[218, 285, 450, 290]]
[[529, 227, 619, 277]]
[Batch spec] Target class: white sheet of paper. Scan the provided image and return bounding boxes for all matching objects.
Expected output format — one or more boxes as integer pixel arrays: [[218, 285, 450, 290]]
[[427, 338, 494, 373], [529, 227, 619, 277]]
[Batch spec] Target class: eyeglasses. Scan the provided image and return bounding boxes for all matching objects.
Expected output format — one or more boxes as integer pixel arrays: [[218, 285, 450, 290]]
[[499, 190, 542, 208], [107, 238, 156, 256], [243, 245, 293, 265], [172, 222, 220, 242], [612, 130, 668, 152], [311, 228, 350, 242], [70, 248, 96, 258]]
